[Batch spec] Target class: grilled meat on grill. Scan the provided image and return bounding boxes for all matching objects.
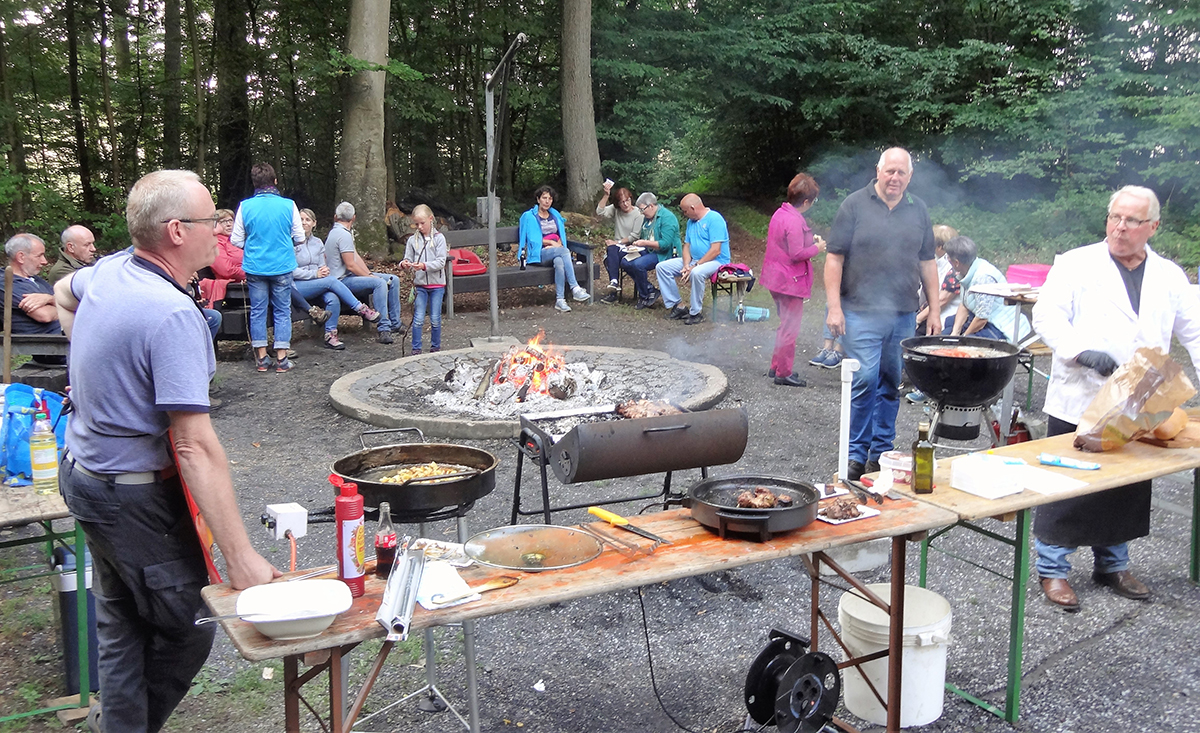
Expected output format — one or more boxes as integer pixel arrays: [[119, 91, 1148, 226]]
[[616, 399, 682, 419], [737, 486, 778, 508]]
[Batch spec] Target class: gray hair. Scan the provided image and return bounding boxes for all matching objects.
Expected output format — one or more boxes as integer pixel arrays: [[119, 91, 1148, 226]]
[[5, 233, 44, 258], [635, 192, 657, 207], [1109, 185, 1161, 223], [61, 225, 90, 246], [942, 235, 977, 268], [335, 202, 355, 222], [877, 147, 913, 173], [126, 170, 204, 249]]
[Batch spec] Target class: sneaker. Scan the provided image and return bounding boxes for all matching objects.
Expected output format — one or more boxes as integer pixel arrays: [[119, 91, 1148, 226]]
[[275, 357, 294, 373], [430, 346, 440, 353], [355, 303, 381, 323], [905, 390, 927, 404], [819, 350, 844, 369], [571, 286, 591, 302], [555, 299, 572, 312], [667, 305, 689, 320], [599, 293, 619, 304], [634, 297, 654, 311], [378, 330, 395, 344], [607, 279, 620, 291], [86, 704, 102, 733], [255, 355, 273, 372], [410, 348, 422, 356], [323, 330, 346, 350], [846, 460, 866, 482], [308, 305, 331, 324], [809, 349, 831, 367], [684, 312, 706, 325]]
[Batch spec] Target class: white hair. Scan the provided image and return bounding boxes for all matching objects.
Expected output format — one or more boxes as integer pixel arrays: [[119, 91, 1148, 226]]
[[335, 202, 356, 222], [1109, 185, 1161, 223], [635, 192, 658, 207], [126, 170, 204, 249], [877, 148, 913, 173], [5, 233, 44, 258]]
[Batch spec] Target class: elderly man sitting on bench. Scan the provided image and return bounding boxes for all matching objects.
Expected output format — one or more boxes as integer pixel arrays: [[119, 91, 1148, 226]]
[[655, 194, 730, 325], [2, 233, 66, 364]]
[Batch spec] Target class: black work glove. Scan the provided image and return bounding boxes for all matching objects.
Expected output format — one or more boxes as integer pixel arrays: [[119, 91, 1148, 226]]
[[1075, 350, 1119, 377]]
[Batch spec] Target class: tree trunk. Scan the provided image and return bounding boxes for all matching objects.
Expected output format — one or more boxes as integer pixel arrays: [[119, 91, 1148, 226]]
[[384, 92, 396, 204], [98, 0, 121, 189], [185, 0, 206, 178], [162, 0, 182, 167], [560, 0, 601, 212], [214, 0, 252, 206], [112, 0, 130, 73], [337, 0, 390, 255], [66, 0, 97, 213], [0, 20, 28, 223]]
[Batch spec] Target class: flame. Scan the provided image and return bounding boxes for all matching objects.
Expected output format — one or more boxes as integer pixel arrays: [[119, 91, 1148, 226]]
[[493, 330, 566, 399]]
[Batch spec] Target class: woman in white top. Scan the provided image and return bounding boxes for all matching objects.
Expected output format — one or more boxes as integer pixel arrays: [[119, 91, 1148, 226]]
[[595, 181, 644, 302]]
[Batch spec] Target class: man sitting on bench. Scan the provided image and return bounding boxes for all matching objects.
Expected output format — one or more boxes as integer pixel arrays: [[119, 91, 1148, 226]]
[[325, 202, 404, 344], [2, 233, 66, 364]]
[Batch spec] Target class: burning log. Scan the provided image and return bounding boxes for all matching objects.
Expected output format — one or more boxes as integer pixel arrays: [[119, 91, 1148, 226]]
[[474, 359, 500, 400], [547, 373, 577, 400]]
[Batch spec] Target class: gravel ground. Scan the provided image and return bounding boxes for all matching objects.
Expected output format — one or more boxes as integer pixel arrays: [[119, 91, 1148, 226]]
[[6, 219, 1200, 732]]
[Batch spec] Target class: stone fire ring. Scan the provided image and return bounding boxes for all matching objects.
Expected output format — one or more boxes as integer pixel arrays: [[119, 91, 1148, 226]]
[[329, 344, 729, 440]]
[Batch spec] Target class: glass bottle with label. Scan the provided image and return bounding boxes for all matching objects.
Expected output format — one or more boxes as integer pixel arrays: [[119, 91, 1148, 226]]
[[912, 420, 935, 494], [374, 502, 398, 578]]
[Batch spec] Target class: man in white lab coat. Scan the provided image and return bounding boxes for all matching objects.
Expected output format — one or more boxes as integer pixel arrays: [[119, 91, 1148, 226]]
[[1031, 185, 1200, 610]]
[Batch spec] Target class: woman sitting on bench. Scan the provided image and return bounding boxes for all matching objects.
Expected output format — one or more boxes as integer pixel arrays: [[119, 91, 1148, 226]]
[[518, 185, 591, 313]]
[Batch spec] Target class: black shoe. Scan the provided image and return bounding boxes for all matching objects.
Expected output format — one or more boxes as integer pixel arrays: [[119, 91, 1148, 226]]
[[667, 306, 689, 320], [765, 368, 777, 378], [684, 312, 705, 325], [846, 460, 866, 482], [378, 330, 395, 344], [1092, 570, 1150, 600], [634, 297, 653, 310], [599, 292, 619, 304], [865, 459, 881, 475], [773, 373, 806, 387]]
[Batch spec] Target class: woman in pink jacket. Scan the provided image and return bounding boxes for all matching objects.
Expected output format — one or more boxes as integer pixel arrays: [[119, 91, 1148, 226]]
[[761, 173, 823, 387]]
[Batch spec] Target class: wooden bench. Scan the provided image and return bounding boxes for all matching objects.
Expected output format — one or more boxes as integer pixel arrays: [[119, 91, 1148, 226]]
[[210, 283, 313, 342], [442, 226, 599, 317]]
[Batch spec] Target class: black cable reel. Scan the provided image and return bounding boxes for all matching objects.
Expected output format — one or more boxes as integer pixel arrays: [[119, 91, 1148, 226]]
[[744, 628, 841, 733]]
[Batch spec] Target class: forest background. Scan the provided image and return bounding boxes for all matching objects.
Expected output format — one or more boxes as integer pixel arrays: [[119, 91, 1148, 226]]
[[0, 0, 1197, 266]]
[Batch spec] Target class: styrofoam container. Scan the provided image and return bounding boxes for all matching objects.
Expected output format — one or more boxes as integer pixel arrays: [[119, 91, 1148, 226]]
[[235, 579, 353, 640]]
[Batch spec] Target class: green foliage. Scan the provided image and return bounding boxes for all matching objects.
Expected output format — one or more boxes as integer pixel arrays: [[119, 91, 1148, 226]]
[[326, 49, 424, 82]]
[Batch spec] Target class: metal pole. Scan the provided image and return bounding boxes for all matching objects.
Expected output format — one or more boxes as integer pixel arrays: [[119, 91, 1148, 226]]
[[483, 34, 526, 342]]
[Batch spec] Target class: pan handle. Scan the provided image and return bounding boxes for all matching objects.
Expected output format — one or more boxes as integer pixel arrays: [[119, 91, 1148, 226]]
[[904, 353, 928, 363], [641, 423, 691, 434], [360, 427, 427, 450]]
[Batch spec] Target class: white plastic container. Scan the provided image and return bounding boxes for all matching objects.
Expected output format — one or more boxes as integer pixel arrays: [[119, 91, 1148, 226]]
[[838, 583, 952, 727]]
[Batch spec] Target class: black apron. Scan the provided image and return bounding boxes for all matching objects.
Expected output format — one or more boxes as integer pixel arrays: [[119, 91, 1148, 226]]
[[1032, 416, 1151, 547]]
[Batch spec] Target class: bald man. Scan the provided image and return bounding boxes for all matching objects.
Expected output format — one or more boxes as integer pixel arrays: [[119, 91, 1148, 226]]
[[48, 224, 97, 284], [654, 194, 730, 325]]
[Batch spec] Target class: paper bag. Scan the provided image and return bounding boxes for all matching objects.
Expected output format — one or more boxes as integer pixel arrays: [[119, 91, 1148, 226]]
[[1074, 347, 1195, 452]]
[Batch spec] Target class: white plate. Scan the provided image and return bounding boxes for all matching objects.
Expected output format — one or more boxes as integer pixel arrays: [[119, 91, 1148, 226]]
[[621, 245, 645, 254], [816, 504, 881, 525]]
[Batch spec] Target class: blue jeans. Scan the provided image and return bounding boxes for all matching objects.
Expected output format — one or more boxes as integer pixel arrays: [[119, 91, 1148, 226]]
[[537, 246, 579, 298], [411, 286, 444, 351], [294, 278, 365, 333], [202, 308, 222, 340], [341, 274, 403, 332], [620, 252, 660, 300], [656, 258, 722, 315], [1035, 538, 1129, 579], [943, 313, 1006, 341], [247, 273, 293, 349], [843, 309, 914, 463]]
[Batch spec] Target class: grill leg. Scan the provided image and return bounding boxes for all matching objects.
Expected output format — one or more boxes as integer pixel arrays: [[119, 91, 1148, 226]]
[[539, 455, 552, 524], [510, 445, 525, 525]]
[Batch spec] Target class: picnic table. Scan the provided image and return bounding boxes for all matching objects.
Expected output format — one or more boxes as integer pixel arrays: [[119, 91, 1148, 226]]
[[202, 500, 957, 733], [890, 432, 1200, 722]]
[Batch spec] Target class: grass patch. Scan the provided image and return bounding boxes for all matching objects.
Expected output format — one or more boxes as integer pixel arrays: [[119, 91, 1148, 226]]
[[722, 203, 772, 240]]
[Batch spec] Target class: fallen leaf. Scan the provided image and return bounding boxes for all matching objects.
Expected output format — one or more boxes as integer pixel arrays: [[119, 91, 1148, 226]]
[[252, 442, 261, 448]]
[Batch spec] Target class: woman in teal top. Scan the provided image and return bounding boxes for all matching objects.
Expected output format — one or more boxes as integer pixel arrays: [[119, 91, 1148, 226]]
[[518, 186, 591, 312]]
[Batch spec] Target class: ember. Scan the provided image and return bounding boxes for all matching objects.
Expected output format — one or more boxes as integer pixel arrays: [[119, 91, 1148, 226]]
[[494, 331, 566, 399]]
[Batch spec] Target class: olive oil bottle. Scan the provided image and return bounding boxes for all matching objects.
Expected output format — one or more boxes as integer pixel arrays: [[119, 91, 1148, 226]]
[[912, 420, 934, 494]]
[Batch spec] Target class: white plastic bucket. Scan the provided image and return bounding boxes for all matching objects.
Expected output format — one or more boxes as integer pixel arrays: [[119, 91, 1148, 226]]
[[837, 583, 952, 727]]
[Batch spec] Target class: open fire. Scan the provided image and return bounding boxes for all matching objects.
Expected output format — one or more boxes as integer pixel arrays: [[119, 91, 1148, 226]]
[[492, 331, 567, 400]]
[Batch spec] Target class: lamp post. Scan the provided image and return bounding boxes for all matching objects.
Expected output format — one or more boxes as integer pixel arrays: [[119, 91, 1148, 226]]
[[483, 33, 526, 340]]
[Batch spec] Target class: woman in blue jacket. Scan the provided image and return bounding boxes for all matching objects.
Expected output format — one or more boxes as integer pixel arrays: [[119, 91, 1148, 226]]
[[518, 186, 591, 312]]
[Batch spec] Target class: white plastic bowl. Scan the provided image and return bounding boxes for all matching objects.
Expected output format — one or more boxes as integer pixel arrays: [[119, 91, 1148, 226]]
[[235, 579, 353, 640]]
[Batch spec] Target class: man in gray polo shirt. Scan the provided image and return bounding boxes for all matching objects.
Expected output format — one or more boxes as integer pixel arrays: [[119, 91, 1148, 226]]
[[325, 202, 404, 343], [54, 169, 278, 733], [825, 148, 941, 481]]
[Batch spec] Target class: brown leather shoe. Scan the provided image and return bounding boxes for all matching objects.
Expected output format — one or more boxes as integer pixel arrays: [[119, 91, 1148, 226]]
[[1092, 570, 1150, 600], [1040, 577, 1080, 610]]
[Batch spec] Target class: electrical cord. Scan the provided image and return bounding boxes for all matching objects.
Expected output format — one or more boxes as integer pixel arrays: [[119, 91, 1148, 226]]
[[285, 529, 297, 572], [634, 587, 772, 733]]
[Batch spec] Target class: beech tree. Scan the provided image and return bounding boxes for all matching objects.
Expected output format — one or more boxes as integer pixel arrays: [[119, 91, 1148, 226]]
[[560, 0, 602, 212]]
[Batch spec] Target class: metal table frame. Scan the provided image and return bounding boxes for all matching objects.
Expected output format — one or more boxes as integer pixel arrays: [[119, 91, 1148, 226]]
[[0, 488, 91, 724]]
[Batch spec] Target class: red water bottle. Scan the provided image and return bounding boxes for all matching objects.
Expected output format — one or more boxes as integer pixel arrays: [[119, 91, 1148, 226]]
[[331, 475, 365, 597]]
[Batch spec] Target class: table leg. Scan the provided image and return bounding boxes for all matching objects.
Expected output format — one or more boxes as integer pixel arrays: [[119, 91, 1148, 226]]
[[73, 521, 89, 707], [918, 535, 930, 587], [330, 646, 346, 733], [809, 554, 820, 653], [284, 656, 300, 733], [1003, 509, 1031, 722], [1191, 468, 1199, 585], [886, 536, 906, 733]]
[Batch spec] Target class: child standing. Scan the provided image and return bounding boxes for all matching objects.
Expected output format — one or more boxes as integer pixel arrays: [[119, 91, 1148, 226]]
[[401, 205, 448, 354]]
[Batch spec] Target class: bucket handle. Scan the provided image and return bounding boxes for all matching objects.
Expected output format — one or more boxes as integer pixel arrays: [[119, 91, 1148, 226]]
[[360, 427, 427, 450], [916, 631, 951, 646]]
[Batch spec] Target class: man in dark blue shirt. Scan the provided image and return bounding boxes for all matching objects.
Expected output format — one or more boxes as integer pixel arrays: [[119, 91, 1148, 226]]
[[2, 233, 62, 335]]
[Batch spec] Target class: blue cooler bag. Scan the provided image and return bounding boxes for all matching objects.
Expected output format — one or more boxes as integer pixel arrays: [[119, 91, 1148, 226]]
[[1, 384, 69, 485]]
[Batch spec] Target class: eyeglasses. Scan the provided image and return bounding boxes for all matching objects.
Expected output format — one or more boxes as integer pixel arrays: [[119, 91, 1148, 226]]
[[637, 204, 652, 212], [218, 218, 234, 225], [162, 215, 224, 226], [1107, 213, 1150, 228]]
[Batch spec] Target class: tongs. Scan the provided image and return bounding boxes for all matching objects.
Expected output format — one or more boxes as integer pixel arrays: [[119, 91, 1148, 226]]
[[579, 524, 652, 557], [844, 478, 885, 505]]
